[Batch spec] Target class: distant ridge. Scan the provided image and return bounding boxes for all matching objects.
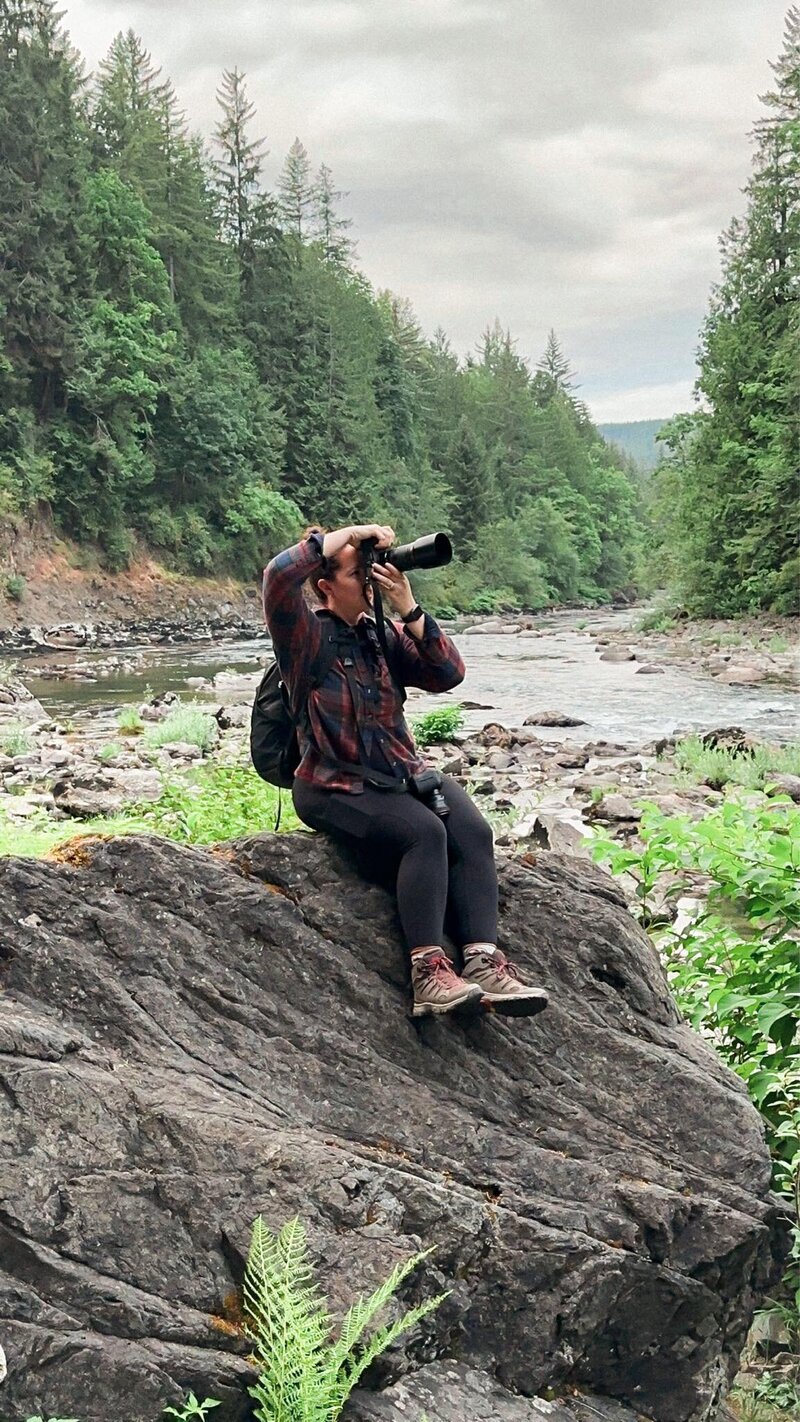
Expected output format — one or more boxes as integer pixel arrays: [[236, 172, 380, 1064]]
[[598, 418, 668, 470]]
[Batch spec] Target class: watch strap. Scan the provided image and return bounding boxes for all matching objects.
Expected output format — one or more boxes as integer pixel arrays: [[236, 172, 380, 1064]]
[[401, 604, 424, 624]]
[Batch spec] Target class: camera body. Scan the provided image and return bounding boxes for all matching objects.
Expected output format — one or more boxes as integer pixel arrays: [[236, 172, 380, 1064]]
[[408, 767, 450, 818]]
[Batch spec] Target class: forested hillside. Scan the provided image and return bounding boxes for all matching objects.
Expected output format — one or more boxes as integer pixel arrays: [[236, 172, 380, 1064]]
[[598, 421, 667, 471], [653, 8, 799, 616], [0, 2, 642, 614]]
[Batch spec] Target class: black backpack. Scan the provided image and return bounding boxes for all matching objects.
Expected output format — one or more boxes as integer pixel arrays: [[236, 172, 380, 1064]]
[[250, 628, 347, 790], [250, 621, 406, 791]]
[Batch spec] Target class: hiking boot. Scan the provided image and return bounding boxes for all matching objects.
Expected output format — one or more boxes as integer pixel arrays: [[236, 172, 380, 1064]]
[[461, 950, 549, 1017], [411, 951, 484, 1018]]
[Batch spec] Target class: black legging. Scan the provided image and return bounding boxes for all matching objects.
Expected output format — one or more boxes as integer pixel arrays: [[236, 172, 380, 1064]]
[[292, 775, 498, 952]]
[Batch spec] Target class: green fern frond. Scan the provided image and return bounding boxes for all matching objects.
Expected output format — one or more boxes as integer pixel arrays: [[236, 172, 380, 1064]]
[[331, 1293, 449, 1413], [325, 1246, 436, 1382], [243, 1218, 446, 1422], [244, 1215, 331, 1422]]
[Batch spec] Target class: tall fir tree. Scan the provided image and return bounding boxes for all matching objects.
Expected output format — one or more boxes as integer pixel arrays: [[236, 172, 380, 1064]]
[[278, 138, 313, 241], [213, 68, 266, 258], [659, 6, 800, 613], [312, 163, 354, 265]]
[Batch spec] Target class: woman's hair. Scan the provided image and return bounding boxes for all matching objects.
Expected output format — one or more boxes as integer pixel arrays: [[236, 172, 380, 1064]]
[[303, 527, 340, 606]]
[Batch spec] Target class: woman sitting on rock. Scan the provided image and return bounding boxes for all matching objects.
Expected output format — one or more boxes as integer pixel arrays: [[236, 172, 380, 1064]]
[[263, 522, 548, 1021]]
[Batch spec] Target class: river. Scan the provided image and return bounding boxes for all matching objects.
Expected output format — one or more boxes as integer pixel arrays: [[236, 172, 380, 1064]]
[[19, 607, 799, 745]]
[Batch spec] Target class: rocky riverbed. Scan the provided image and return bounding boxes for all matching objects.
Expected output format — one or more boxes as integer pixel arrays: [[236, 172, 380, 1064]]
[[0, 656, 796, 861]]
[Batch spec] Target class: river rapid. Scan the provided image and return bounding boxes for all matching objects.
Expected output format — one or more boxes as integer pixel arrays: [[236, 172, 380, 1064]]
[[19, 606, 799, 744]]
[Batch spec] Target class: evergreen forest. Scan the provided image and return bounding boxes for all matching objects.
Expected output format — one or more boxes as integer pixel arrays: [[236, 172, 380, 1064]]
[[1, 2, 797, 616]]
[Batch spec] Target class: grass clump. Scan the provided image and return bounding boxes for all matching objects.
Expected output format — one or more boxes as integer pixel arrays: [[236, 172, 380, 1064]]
[[116, 705, 144, 735], [243, 1215, 446, 1422], [98, 741, 123, 761], [0, 763, 300, 858], [767, 634, 791, 654], [636, 604, 679, 633], [143, 704, 218, 754], [674, 736, 800, 790], [1, 723, 32, 756], [411, 703, 465, 747], [5, 572, 25, 602]]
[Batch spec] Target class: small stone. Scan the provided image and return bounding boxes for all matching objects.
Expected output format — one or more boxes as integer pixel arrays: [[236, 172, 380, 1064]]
[[524, 711, 588, 727], [766, 773, 800, 803], [599, 648, 636, 662], [635, 664, 665, 675]]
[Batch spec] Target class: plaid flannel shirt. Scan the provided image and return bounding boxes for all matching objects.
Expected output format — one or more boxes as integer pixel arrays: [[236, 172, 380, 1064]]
[[263, 532, 465, 793]]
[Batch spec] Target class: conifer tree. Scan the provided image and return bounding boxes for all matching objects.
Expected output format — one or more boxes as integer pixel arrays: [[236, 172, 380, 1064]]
[[660, 6, 800, 613], [278, 138, 313, 241], [312, 163, 354, 265], [0, 0, 88, 414], [214, 67, 266, 257]]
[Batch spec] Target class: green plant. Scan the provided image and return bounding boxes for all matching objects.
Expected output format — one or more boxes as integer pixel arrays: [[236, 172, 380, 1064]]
[[117, 705, 144, 735], [1, 723, 32, 756], [768, 635, 790, 654], [592, 798, 800, 1336], [411, 704, 464, 747], [5, 572, 26, 601], [635, 605, 678, 633], [163, 1394, 221, 1419], [99, 740, 123, 761], [751, 1372, 800, 1411], [243, 1215, 447, 1422], [674, 736, 800, 791], [144, 705, 218, 754]]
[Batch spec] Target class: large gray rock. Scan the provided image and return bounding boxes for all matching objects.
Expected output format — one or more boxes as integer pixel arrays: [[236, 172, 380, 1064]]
[[0, 833, 787, 1422], [348, 1360, 640, 1421]]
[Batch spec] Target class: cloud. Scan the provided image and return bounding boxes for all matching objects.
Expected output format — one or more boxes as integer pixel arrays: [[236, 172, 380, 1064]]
[[62, 0, 788, 420]]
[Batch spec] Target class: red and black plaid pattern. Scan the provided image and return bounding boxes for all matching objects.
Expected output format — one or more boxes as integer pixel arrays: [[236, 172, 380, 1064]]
[[263, 535, 465, 793]]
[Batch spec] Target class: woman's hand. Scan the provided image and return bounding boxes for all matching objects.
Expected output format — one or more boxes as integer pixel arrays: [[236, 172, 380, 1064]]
[[370, 561, 416, 618], [348, 523, 395, 549]]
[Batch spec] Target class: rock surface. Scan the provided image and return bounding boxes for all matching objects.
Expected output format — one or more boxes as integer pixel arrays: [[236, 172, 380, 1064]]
[[0, 831, 787, 1422]]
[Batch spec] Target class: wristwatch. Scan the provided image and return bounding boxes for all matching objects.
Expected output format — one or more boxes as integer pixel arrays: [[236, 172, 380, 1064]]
[[401, 604, 424, 624]]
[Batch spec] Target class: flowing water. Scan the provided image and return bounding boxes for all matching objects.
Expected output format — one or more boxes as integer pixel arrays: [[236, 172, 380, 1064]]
[[18, 607, 799, 745]]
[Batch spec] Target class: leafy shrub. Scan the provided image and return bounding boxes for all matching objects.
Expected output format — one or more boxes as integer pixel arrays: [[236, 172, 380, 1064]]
[[143, 705, 218, 753], [411, 704, 465, 747], [1, 723, 32, 756], [116, 706, 144, 735], [243, 1215, 446, 1421], [592, 798, 800, 1335], [5, 572, 26, 602]]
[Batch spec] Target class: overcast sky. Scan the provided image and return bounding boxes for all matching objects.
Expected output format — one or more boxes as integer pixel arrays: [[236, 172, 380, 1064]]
[[63, 0, 787, 422]]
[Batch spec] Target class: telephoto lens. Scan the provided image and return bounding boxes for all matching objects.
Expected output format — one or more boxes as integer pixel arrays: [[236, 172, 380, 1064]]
[[384, 533, 452, 573]]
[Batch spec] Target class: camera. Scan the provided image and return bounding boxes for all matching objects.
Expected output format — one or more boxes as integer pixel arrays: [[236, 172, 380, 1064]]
[[408, 768, 450, 818], [361, 532, 453, 577]]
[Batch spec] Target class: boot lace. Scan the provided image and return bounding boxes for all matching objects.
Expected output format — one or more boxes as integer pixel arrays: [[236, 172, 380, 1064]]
[[416, 952, 460, 986]]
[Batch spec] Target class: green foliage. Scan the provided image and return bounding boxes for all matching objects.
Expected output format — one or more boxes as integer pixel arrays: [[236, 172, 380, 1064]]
[[635, 606, 679, 633], [98, 740, 122, 761], [135, 763, 299, 843], [592, 798, 800, 1331], [5, 572, 25, 601], [163, 1394, 221, 1420], [0, 762, 300, 858], [1, 723, 32, 756], [674, 736, 800, 790], [0, 9, 642, 603], [243, 1215, 447, 1422], [649, 15, 800, 614], [751, 1373, 800, 1413], [143, 704, 218, 753], [768, 635, 790, 653], [411, 704, 465, 747], [116, 706, 144, 734]]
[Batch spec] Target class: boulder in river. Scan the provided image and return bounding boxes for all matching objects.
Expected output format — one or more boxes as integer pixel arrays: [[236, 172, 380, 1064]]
[[524, 711, 588, 727], [0, 832, 787, 1421], [599, 648, 636, 663]]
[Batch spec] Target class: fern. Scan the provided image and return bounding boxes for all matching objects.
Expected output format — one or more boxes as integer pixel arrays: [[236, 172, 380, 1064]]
[[242, 1216, 448, 1422]]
